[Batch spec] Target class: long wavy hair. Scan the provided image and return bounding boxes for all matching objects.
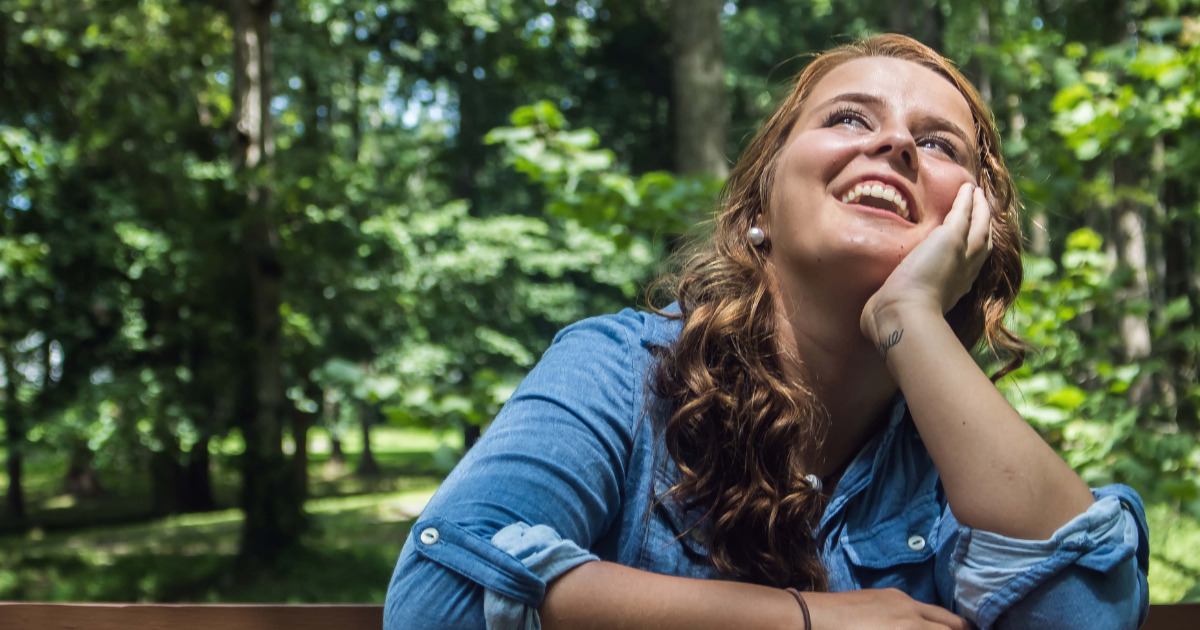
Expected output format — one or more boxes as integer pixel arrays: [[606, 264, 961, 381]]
[[649, 34, 1026, 591]]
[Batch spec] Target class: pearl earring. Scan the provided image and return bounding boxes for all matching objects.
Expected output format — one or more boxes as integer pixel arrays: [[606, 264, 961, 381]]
[[748, 226, 765, 246], [805, 474, 823, 492]]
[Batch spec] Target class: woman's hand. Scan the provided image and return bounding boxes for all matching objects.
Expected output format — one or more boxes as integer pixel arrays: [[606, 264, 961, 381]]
[[804, 589, 971, 629], [860, 183, 992, 349]]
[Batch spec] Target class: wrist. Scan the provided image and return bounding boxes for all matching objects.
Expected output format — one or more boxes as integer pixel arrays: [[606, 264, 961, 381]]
[[784, 588, 812, 630], [861, 299, 936, 349]]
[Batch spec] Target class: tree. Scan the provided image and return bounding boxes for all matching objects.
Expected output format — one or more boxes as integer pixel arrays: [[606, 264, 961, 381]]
[[670, 0, 729, 178], [231, 0, 305, 564]]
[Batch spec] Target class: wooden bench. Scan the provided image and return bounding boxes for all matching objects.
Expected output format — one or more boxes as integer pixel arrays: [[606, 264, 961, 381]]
[[0, 602, 1195, 628]]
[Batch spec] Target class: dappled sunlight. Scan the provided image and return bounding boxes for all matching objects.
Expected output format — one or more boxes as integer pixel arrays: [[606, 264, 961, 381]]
[[41, 494, 78, 510], [0, 479, 429, 602], [0, 516, 412, 602], [3, 0, 1199, 612]]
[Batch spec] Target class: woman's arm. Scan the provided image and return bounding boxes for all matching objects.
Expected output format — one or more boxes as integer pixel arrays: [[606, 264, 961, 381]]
[[866, 303, 1093, 538], [861, 183, 1094, 539], [540, 562, 802, 629], [541, 561, 969, 630]]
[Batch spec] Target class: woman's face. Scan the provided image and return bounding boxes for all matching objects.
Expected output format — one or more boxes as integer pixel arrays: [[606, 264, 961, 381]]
[[766, 56, 979, 295]]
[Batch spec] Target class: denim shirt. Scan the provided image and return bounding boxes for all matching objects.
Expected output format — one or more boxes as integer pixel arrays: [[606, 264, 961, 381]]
[[385, 309, 1149, 629]]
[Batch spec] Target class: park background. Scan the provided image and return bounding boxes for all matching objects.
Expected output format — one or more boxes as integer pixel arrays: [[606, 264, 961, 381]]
[[2, 0, 1199, 606]]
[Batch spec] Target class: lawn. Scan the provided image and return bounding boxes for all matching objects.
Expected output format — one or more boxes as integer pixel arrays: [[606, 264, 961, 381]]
[[0, 426, 454, 603], [1, 425, 1198, 604]]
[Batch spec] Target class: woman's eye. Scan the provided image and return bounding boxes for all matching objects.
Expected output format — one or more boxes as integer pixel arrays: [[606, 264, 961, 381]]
[[919, 136, 959, 160], [825, 108, 869, 129]]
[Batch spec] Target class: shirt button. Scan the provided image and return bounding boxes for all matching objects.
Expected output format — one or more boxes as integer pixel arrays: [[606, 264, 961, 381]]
[[907, 535, 926, 551], [419, 527, 440, 545], [689, 529, 707, 544]]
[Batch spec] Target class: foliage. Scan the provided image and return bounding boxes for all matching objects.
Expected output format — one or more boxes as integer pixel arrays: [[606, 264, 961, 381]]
[[1003, 229, 1200, 509], [2, 0, 1199, 603]]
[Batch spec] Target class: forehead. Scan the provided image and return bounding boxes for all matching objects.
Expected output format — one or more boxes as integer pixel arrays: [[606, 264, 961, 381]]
[[803, 57, 974, 131]]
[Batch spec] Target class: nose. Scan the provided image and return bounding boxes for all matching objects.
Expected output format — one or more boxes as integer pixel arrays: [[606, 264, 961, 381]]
[[870, 123, 918, 174]]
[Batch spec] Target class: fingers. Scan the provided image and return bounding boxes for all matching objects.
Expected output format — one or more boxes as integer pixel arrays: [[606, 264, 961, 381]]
[[945, 182, 976, 236], [966, 186, 993, 260], [919, 602, 972, 629]]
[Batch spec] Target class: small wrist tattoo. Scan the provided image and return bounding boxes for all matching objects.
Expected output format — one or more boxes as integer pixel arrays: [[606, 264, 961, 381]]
[[877, 329, 903, 359]]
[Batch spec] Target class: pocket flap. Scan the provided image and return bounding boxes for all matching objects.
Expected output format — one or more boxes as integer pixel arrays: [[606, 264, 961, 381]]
[[843, 495, 940, 569]]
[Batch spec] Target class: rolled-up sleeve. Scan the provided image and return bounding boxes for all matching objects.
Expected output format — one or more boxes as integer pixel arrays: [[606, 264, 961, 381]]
[[482, 523, 600, 628], [384, 313, 642, 630], [943, 485, 1149, 630]]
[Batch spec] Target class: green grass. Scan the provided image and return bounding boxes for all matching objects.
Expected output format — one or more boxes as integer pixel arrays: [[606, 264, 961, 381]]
[[2, 425, 1198, 604], [0, 487, 436, 602], [0, 426, 460, 533], [0, 425, 456, 603]]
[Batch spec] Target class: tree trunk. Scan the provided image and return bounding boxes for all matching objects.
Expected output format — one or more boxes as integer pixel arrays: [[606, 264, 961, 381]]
[[463, 423, 481, 451], [1147, 139, 1177, 410], [149, 433, 183, 516], [888, 0, 913, 38], [356, 401, 379, 476], [1112, 159, 1153, 404], [920, 1, 945, 52], [350, 57, 363, 164], [231, 0, 304, 566], [1160, 172, 1197, 428], [669, 0, 728, 178], [181, 435, 216, 512], [324, 393, 346, 468], [63, 443, 104, 498], [292, 384, 319, 500], [2, 347, 26, 526], [971, 5, 992, 105], [1007, 94, 1049, 256]]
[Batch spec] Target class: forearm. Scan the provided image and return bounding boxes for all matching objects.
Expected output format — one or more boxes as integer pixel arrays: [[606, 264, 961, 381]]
[[540, 561, 802, 630], [870, 304, 1093, 539]]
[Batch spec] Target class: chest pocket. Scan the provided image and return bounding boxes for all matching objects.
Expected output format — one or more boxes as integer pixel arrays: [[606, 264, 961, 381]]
[[634, 467, 722, 580], [841, 494, 941, 603]]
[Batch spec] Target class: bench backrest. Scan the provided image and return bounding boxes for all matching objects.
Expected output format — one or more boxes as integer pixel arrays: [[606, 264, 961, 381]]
[[0, 602, 1195, 628]]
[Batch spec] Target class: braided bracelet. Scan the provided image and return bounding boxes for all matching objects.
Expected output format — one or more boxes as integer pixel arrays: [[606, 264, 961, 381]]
[[784, 587, 812, 630]]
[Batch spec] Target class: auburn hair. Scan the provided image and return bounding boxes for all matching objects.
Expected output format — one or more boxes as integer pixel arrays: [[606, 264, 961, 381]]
[[649, 34, 1026, 591]]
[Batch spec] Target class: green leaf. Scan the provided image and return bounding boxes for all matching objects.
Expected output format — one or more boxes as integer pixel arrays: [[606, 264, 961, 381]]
[[1065, 228, 1104, 252], [1165, 297, 1193, 324]]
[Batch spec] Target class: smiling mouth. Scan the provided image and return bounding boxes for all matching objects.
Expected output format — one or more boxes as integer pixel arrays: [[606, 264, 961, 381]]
[[839, 181, 912, 221]]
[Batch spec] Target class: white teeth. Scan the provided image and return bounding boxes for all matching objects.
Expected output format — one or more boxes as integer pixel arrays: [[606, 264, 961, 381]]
[[839, 181, 911, 221]]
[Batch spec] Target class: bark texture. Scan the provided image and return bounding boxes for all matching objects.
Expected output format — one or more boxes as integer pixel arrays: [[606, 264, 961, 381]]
[[231, 0, 304, 565], [357, 401, 379, 477], [669, 0, 728, 178], [1112, 159, 1154, 405]]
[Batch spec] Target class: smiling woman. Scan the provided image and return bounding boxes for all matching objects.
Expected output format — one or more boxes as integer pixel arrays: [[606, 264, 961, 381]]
[[384, 34, 1148, 630]]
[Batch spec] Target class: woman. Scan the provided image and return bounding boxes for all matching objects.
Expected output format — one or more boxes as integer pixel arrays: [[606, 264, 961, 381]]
[[385, 34, 1149, 629]]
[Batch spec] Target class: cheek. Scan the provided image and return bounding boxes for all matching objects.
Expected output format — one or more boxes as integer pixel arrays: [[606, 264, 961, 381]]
[[781, 130, 861, 186], [922, 167, 975, 221]]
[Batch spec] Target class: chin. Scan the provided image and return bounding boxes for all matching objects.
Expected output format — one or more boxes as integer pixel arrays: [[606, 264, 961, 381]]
[[811, 246, 902, 298]]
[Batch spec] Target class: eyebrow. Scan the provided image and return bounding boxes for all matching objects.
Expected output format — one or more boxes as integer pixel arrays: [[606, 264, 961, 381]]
[[815, 91, 976, 155]]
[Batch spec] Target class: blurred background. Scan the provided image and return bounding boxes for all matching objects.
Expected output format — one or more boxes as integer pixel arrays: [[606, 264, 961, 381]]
[[1, 0, 1198, 605]]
